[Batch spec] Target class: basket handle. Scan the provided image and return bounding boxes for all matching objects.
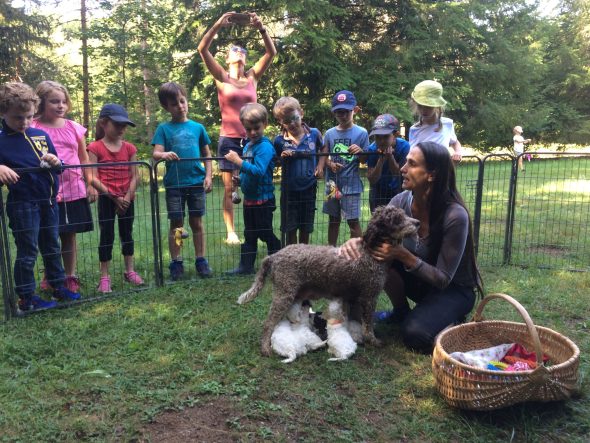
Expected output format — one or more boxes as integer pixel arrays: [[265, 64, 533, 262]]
[[472, 293, 544, 367]]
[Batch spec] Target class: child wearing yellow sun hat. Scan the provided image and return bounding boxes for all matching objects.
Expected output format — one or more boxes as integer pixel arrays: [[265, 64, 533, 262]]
[[408, 80, 464, 161]]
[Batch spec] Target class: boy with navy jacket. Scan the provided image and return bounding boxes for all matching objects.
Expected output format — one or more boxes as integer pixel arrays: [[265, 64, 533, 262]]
[[224, 103, 281, 274], [0, 82, 81, 312]]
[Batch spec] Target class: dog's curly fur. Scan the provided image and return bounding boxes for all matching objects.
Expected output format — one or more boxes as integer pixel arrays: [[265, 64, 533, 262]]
[[237, 205, 419, 356]]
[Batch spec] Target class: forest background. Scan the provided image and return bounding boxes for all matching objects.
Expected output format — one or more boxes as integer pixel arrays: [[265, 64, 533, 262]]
[[1, 0, 589, 156]]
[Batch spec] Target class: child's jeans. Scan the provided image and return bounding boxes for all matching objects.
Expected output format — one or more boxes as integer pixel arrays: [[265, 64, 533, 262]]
[[243, 197, 281, 255], [6, 199, 65, 297]]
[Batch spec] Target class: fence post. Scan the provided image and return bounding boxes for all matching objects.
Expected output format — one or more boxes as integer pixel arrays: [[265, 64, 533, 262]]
[[502, 155, 519, 265], [0, 192, 16, 320], [472, 157, 484, 256]]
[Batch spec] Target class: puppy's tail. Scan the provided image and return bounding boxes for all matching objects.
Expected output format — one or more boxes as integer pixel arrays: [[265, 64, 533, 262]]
[[237, 255, 272, 305]]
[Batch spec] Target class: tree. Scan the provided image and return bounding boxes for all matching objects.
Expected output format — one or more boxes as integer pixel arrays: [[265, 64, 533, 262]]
[[0, 0, 54, 83]]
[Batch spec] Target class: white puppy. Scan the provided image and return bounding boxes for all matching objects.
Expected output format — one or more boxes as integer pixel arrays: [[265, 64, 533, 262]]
[[271, 301, 326, 363], [326, 299, 357, 361]]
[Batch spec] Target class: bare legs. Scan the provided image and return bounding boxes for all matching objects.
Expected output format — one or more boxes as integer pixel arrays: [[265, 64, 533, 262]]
[[328, 216, 362, 247], [222, 170, 239, 243]]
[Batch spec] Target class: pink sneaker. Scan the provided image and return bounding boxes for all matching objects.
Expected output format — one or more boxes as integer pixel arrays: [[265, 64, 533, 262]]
[[124, 271, 144, 286], [65, 275, 81, 293], [40, 276, 51, 291], [97, 276, 112, 293]]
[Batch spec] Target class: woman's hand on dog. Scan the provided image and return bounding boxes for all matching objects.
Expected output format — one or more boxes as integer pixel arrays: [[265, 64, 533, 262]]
[[341, 238, 420, 268], [371, 243, 419, 268], [339, 238, 363, 260]]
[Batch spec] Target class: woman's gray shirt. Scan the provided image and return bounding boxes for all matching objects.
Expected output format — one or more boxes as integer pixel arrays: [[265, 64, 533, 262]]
[[389, 191, 476, 289]]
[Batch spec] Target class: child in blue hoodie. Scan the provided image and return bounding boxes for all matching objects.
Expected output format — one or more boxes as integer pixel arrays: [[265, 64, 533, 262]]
[[0, 82, 81, 312], [224, 103, 281, 274]]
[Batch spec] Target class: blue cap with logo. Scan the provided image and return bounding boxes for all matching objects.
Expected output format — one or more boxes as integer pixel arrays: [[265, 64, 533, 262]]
[[369, 114, 399, 137], [99, 103, 136, 127], [331, 90, 357, 112]]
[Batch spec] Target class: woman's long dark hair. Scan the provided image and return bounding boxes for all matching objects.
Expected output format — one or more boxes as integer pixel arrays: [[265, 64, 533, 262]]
[[417, 141, 483, 297]]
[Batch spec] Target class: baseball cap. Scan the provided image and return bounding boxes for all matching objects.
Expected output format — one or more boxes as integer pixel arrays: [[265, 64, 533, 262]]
[[99, 103, 136, 126], [331, 90, 357, 112], [369, 114, 399, 136], [411, 80, 447, 108]]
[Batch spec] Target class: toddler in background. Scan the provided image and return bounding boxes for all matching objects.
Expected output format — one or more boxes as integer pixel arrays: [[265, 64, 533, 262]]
[[513, 125, 531, 172]]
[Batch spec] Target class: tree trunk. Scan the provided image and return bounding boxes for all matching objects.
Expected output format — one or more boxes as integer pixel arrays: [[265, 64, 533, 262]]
[[140, 0, 153, 140], [81, 0, 90, 129]]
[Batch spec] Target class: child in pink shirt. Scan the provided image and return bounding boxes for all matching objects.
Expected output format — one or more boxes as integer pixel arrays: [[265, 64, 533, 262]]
[[32, 81, 95, 293]]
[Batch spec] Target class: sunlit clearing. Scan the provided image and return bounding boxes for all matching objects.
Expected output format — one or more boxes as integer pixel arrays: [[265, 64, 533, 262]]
[[539, 179, 590, 195]]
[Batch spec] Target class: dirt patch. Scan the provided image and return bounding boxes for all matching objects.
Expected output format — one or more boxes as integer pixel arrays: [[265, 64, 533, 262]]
[[527, 244, 568, 257], [141, 397, 248, 442], [140, 396, 297, 442]]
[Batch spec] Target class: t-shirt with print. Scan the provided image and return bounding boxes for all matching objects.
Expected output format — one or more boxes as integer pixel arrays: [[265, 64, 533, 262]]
[[87, 140, 137, 198], [151, 119, 211, 188], [274, 127, 323, 192], [408, 117, 457, 149], [323, 124, 369, 195], [30, 119, 87, 202]]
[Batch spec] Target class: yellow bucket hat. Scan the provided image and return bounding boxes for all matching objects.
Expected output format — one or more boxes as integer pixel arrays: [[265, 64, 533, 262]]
[[411, 80, 447, 107]]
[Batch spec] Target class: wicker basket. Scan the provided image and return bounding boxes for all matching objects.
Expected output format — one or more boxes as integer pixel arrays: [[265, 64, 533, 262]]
[[432, 293, 580, 411]]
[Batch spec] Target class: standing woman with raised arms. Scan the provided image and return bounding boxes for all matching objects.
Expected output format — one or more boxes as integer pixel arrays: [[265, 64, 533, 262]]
[[198, 11, 277, 245]]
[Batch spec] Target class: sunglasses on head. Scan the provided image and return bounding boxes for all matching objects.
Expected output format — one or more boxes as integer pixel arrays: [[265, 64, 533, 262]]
[[230, 46, 248, 55]]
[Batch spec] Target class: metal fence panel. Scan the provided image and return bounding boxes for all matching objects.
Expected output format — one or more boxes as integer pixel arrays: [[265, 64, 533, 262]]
[[509, 153, 590, 271], [0, 162, 158, 319], [3, 152, 589, 320]]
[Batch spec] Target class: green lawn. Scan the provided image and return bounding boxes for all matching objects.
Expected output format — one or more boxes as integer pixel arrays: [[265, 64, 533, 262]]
[[0, 266, 588, 441]]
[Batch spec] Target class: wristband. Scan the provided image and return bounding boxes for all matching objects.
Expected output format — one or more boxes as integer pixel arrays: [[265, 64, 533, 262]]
[[259, 28, 267, 34]]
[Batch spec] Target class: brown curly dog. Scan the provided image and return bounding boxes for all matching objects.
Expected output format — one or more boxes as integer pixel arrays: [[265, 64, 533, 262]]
[[237, 205, 419, 356]]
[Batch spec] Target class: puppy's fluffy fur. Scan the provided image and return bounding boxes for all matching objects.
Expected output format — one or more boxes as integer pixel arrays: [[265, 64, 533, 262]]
[[237, 206, 419, 356], [271, 302, 326, 363], [326, 299, 357, 361]]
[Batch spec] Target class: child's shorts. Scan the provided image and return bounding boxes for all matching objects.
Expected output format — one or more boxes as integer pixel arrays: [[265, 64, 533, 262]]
[[281, 184, 317, 233], [166, 186, 206, 220], [59, 198, 94, 233], [323, 193, 361, 220], [217, 136, 245, 172]]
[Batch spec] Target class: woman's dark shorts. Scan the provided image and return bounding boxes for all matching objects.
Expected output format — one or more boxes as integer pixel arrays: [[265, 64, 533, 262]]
[[218, 136, 245, 172]]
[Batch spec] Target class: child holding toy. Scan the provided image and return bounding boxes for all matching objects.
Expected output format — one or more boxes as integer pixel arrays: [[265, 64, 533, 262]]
[[87, 104, 143, 293], [273, 96, 323, 245], [513, 125, 531, 172], [152, 82, 213, 281], [225, 103, 281, 274], [32, 80, 95, 293], [320, 90, 369, 246]]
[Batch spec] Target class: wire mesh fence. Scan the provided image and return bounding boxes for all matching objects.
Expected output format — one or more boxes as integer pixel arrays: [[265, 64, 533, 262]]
[[1, 152, 588, 320]]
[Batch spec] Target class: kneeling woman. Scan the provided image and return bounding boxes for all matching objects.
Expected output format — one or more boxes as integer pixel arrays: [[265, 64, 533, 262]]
[[341, 141, 482, 352]]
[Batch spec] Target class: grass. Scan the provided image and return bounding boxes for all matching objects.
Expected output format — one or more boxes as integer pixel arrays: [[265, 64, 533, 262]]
[[0, 266, 588, 442]]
